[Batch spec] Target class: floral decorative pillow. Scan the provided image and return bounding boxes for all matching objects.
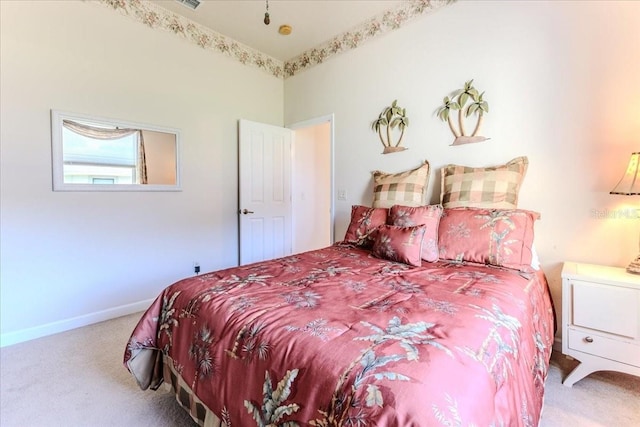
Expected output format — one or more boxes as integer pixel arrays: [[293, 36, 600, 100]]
[[388, 204, 443, 262], [343, 205, 388, 247], [372, 161, 430, 208], [438, 207, 539, 271], [372, 225, 427, 267], [440, 156, 528, 209]]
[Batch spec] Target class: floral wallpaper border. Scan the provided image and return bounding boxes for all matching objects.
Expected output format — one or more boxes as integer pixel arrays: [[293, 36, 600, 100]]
[[96, 0, 456, 79], [284, 0, 456, 78]]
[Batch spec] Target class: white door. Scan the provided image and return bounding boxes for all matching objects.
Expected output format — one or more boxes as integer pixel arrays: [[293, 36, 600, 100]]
[[238, 119, 293, 265]]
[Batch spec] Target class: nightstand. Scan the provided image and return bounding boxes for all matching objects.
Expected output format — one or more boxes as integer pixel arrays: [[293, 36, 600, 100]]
[[561, 262, 640, 386]]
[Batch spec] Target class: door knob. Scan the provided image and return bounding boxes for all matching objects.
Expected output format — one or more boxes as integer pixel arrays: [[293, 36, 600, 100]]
[[241, 209, 254, 215]]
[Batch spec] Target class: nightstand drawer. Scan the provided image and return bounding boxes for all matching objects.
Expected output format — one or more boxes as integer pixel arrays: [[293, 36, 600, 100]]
[[568, 328, 640, 367], [572, 279, 639, 338]]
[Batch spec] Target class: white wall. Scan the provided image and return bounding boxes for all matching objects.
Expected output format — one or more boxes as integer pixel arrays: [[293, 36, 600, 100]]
[[292, 123, 332, 253], [284, 0, 640, 345], [0, 1, 283, 344]]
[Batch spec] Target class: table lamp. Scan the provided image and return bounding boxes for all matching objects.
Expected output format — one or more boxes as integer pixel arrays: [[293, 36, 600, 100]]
[[610, 152, 640, 274]]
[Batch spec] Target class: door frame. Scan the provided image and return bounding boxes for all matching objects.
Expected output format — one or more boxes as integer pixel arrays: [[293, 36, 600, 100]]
[[286, 114, 335, 244]]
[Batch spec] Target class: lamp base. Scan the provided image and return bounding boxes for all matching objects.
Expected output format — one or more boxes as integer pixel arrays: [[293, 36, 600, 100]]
[[627, 254, 640, 275]]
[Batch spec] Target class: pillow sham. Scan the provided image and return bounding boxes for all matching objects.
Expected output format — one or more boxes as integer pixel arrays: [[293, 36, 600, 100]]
[[372, 161, 430, 209], [438, 207, 539, 271], [371, 225, 427, 267], [343, 205, 388, 247], [440, 156, 528, 209], [388, 204, 443, 262]]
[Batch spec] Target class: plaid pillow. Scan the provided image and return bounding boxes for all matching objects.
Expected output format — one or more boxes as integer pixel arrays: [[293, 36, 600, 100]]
[[440, 156, 528, 209], [372, 161, 430, 209]]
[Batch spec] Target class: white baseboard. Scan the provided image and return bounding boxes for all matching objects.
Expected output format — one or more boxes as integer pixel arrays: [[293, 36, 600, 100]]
[[0, 299, 154, 348]]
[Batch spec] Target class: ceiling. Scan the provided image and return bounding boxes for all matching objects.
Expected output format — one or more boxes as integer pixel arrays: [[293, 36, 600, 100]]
[[150, 0, 405, 61]]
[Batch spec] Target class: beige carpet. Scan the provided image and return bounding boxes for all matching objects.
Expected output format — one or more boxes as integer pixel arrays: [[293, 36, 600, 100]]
[[1, 313, 639, 426]]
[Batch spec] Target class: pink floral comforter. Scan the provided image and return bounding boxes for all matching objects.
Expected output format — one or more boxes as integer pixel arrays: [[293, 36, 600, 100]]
[[124, 244, 554, 426]]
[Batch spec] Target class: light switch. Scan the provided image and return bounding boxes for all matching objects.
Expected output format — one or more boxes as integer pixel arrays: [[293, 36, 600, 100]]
[[337, 189, 347, 200]]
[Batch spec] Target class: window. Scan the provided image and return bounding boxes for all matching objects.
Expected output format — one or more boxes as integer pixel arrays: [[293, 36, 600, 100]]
[[62, 126, 139, 184]]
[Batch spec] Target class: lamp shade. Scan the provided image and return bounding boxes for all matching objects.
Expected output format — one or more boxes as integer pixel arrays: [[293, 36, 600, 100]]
[[610, 152, 640, 195]]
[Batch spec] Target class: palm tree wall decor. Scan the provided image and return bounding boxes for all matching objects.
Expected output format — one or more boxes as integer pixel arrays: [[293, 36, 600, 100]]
[[437, 79, 490, 146], [371, 100, 410, 154]]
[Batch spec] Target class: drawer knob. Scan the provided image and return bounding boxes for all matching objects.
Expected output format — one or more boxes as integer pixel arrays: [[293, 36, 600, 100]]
[[584, 336, 594, 343]]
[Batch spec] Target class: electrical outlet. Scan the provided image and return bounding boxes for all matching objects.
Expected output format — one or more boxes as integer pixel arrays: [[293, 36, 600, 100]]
[[337, 189, 347, 201], [193, 261, 200, 275]]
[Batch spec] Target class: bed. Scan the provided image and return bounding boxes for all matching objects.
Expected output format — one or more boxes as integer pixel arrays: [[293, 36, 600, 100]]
[[124, 158, 555, 426]]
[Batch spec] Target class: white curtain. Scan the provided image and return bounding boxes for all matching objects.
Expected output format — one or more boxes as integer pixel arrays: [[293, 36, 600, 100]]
[[62, 119, 148, 184]]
